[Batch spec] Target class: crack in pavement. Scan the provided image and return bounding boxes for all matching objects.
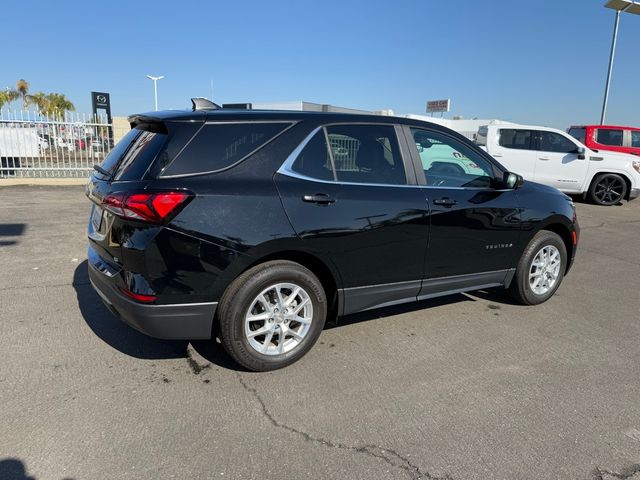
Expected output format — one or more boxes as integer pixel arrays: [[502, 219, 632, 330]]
[[235, 373, 451, 480], [591, 464, 640, 479]]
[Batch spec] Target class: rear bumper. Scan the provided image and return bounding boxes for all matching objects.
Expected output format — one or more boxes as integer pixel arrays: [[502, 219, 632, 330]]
[[88, 261, 217, 340], [629, 188, 640, 200]]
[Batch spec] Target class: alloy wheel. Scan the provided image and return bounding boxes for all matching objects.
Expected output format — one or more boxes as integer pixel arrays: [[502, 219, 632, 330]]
[[528, 245, 562, 296], [595, 176, 624, 205], [244, 283, 313, 355]]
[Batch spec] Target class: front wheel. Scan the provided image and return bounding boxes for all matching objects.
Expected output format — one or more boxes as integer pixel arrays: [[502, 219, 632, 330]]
[[508, 231, 567, 305], [588, 173, 627, 206], [217, 260, 327, 371]]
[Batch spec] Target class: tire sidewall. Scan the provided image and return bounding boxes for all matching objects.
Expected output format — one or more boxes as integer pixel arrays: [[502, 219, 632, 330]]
[[518, 232, 567, 305], [224, 264, 326, 370]]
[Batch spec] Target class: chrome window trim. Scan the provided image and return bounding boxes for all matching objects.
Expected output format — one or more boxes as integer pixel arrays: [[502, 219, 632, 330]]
[[277, 123, 507, 191], [277, 124, 421, 189]]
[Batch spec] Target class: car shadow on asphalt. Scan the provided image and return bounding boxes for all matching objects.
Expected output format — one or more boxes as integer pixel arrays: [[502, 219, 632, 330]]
[[0, 223, 26, 247], [74, 260, 517, 369], [73, 260, 189, 361], [330, 293, 475, 329]]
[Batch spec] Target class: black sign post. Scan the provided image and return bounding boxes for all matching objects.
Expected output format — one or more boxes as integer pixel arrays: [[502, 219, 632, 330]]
[[91, 91, 113, 145]]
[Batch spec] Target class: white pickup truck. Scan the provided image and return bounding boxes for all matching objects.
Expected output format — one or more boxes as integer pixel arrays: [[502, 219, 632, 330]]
[[477, 123, 640, 206]]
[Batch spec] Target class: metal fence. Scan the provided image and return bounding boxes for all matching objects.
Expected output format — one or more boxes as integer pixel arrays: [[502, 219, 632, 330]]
[[0, 110, 114, 178]]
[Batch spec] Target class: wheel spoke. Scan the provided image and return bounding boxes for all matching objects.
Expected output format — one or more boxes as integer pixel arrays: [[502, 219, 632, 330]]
[[290, 297, 309, 315], [247, 312, 270, 322], [275, 286, 285, 306], [285, 287, 301, 306], [262, 331, 274, 353], [247, 325, 270, 338], [277, 329, 286, 354]]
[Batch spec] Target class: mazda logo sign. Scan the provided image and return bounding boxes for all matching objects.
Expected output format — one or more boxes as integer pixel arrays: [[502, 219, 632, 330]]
[[97, 95, 107, 103]]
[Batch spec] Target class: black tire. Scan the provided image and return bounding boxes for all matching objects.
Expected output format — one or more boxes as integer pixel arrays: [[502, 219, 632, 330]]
[[217, 260, 327, 371], [508, 230, 567, 305], [588, 173, 627, 206]]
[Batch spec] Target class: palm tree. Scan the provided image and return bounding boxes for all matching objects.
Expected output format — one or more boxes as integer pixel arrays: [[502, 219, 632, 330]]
[[27, 92, 49, 115], [46, 93, 75, 119], [16, 79, 29, 110], [0, 88, 19, 110]]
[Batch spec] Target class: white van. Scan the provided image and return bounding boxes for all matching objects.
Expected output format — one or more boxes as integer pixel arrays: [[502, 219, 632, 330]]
[[477, 123, 640, 206]]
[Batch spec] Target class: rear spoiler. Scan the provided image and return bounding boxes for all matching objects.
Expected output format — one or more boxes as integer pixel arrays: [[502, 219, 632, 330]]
[[127, 115, 169, 134]]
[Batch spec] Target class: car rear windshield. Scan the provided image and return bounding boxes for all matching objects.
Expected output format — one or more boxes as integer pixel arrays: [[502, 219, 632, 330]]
[[160, 122, 291, 177], [95, 127, 167, 181]]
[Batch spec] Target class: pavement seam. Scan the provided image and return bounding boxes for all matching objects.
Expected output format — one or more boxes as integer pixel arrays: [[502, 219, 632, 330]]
[[235, 372, 451, 480]]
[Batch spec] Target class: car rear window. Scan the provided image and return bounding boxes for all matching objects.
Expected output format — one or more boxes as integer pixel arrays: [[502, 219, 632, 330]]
[[568, 127, 586, 144], [499, 129, 532, 150], [160, 122, 291, 177], [96, 127, 168, 181], [596, 128, 623, 146]]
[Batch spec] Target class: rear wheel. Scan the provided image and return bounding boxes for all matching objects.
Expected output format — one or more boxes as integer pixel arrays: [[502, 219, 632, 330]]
[[508, 231, 567, 305], [218, 260, 327, 371], [588, 173, 627, 206]]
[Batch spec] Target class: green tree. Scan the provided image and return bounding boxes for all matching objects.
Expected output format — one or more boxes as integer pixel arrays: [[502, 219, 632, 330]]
[[46, 93, 75, 119], [16, 79, 29, 110], [28, 92, 76, 119], [0, 88, 19, 110]]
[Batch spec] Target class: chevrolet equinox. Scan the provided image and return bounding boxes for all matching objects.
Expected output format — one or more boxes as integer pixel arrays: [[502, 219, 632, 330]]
[[86, 99, 579, 371]]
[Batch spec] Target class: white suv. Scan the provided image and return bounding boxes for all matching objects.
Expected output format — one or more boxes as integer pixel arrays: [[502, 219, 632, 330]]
[[478, 123, 640, 206]]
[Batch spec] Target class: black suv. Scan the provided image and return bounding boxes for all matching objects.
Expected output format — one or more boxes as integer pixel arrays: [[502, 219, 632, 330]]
[[87, 99, 579, 371]]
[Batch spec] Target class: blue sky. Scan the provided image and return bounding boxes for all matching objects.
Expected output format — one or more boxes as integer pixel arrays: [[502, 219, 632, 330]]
[[2, 0, 639, 128]]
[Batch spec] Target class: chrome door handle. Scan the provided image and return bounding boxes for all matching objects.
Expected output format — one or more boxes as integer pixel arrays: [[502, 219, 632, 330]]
[[302, 193, 335, 205], [433, 197, 457, 207], [492, 153, 503, 157], [539, 156, 550, 160]]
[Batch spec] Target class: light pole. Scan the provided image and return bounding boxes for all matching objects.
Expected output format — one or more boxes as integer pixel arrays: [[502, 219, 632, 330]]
[[601, 0, 640, 124], [146, 75, 165, 111]]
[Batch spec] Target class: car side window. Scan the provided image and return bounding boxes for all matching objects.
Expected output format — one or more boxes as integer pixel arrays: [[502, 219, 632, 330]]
[[498, 129, 532, 150], [325, 125, 406, 185], [290, 131, 335, 181], [538, 131, 578, 153], [596, 128, 624, 147], [410, 128, 496, 188], [631, 131, 640, 148]]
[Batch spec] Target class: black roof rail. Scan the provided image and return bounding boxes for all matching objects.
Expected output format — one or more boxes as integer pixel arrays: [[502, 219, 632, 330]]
[[191, 97, 222, 111]]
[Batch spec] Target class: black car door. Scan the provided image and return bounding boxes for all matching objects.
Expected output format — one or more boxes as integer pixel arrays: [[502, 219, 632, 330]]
[[274, 123, 430, 315], [403, 126, 523, 299]]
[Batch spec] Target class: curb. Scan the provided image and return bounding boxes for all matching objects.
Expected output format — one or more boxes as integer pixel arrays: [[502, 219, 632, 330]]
[[0, 178, 88, 186]]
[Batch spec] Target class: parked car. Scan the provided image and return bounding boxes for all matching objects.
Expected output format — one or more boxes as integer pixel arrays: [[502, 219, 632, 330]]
[[86, 101, 579, 371], [477, 123, 640, 206], [54, 137, 76, 151], [568, 124, 640, 157]]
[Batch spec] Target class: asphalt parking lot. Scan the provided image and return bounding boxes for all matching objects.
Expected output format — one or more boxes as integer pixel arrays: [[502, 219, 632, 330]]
[[1, 185, 639, 480]]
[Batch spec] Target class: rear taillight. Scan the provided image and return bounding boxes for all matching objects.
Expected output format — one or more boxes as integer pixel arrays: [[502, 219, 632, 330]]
[[102, 191, 193, 223], [118, 287, 157, 303]]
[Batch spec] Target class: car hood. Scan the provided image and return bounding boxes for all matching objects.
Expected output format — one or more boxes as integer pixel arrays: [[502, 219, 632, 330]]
[[589, 149, 637, 163], [519, 179, 571, 200]]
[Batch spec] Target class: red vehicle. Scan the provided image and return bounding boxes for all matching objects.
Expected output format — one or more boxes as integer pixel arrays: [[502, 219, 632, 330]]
[[568, 125, 640, 157]]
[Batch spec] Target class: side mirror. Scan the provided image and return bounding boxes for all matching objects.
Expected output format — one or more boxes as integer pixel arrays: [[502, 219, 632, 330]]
[[503, 171, 524, 190], [575, 146, 586, 160]]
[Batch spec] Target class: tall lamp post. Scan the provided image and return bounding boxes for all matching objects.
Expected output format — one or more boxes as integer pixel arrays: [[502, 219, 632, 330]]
[[601, 0, 640, 124], [146, 75, 165, 111]]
